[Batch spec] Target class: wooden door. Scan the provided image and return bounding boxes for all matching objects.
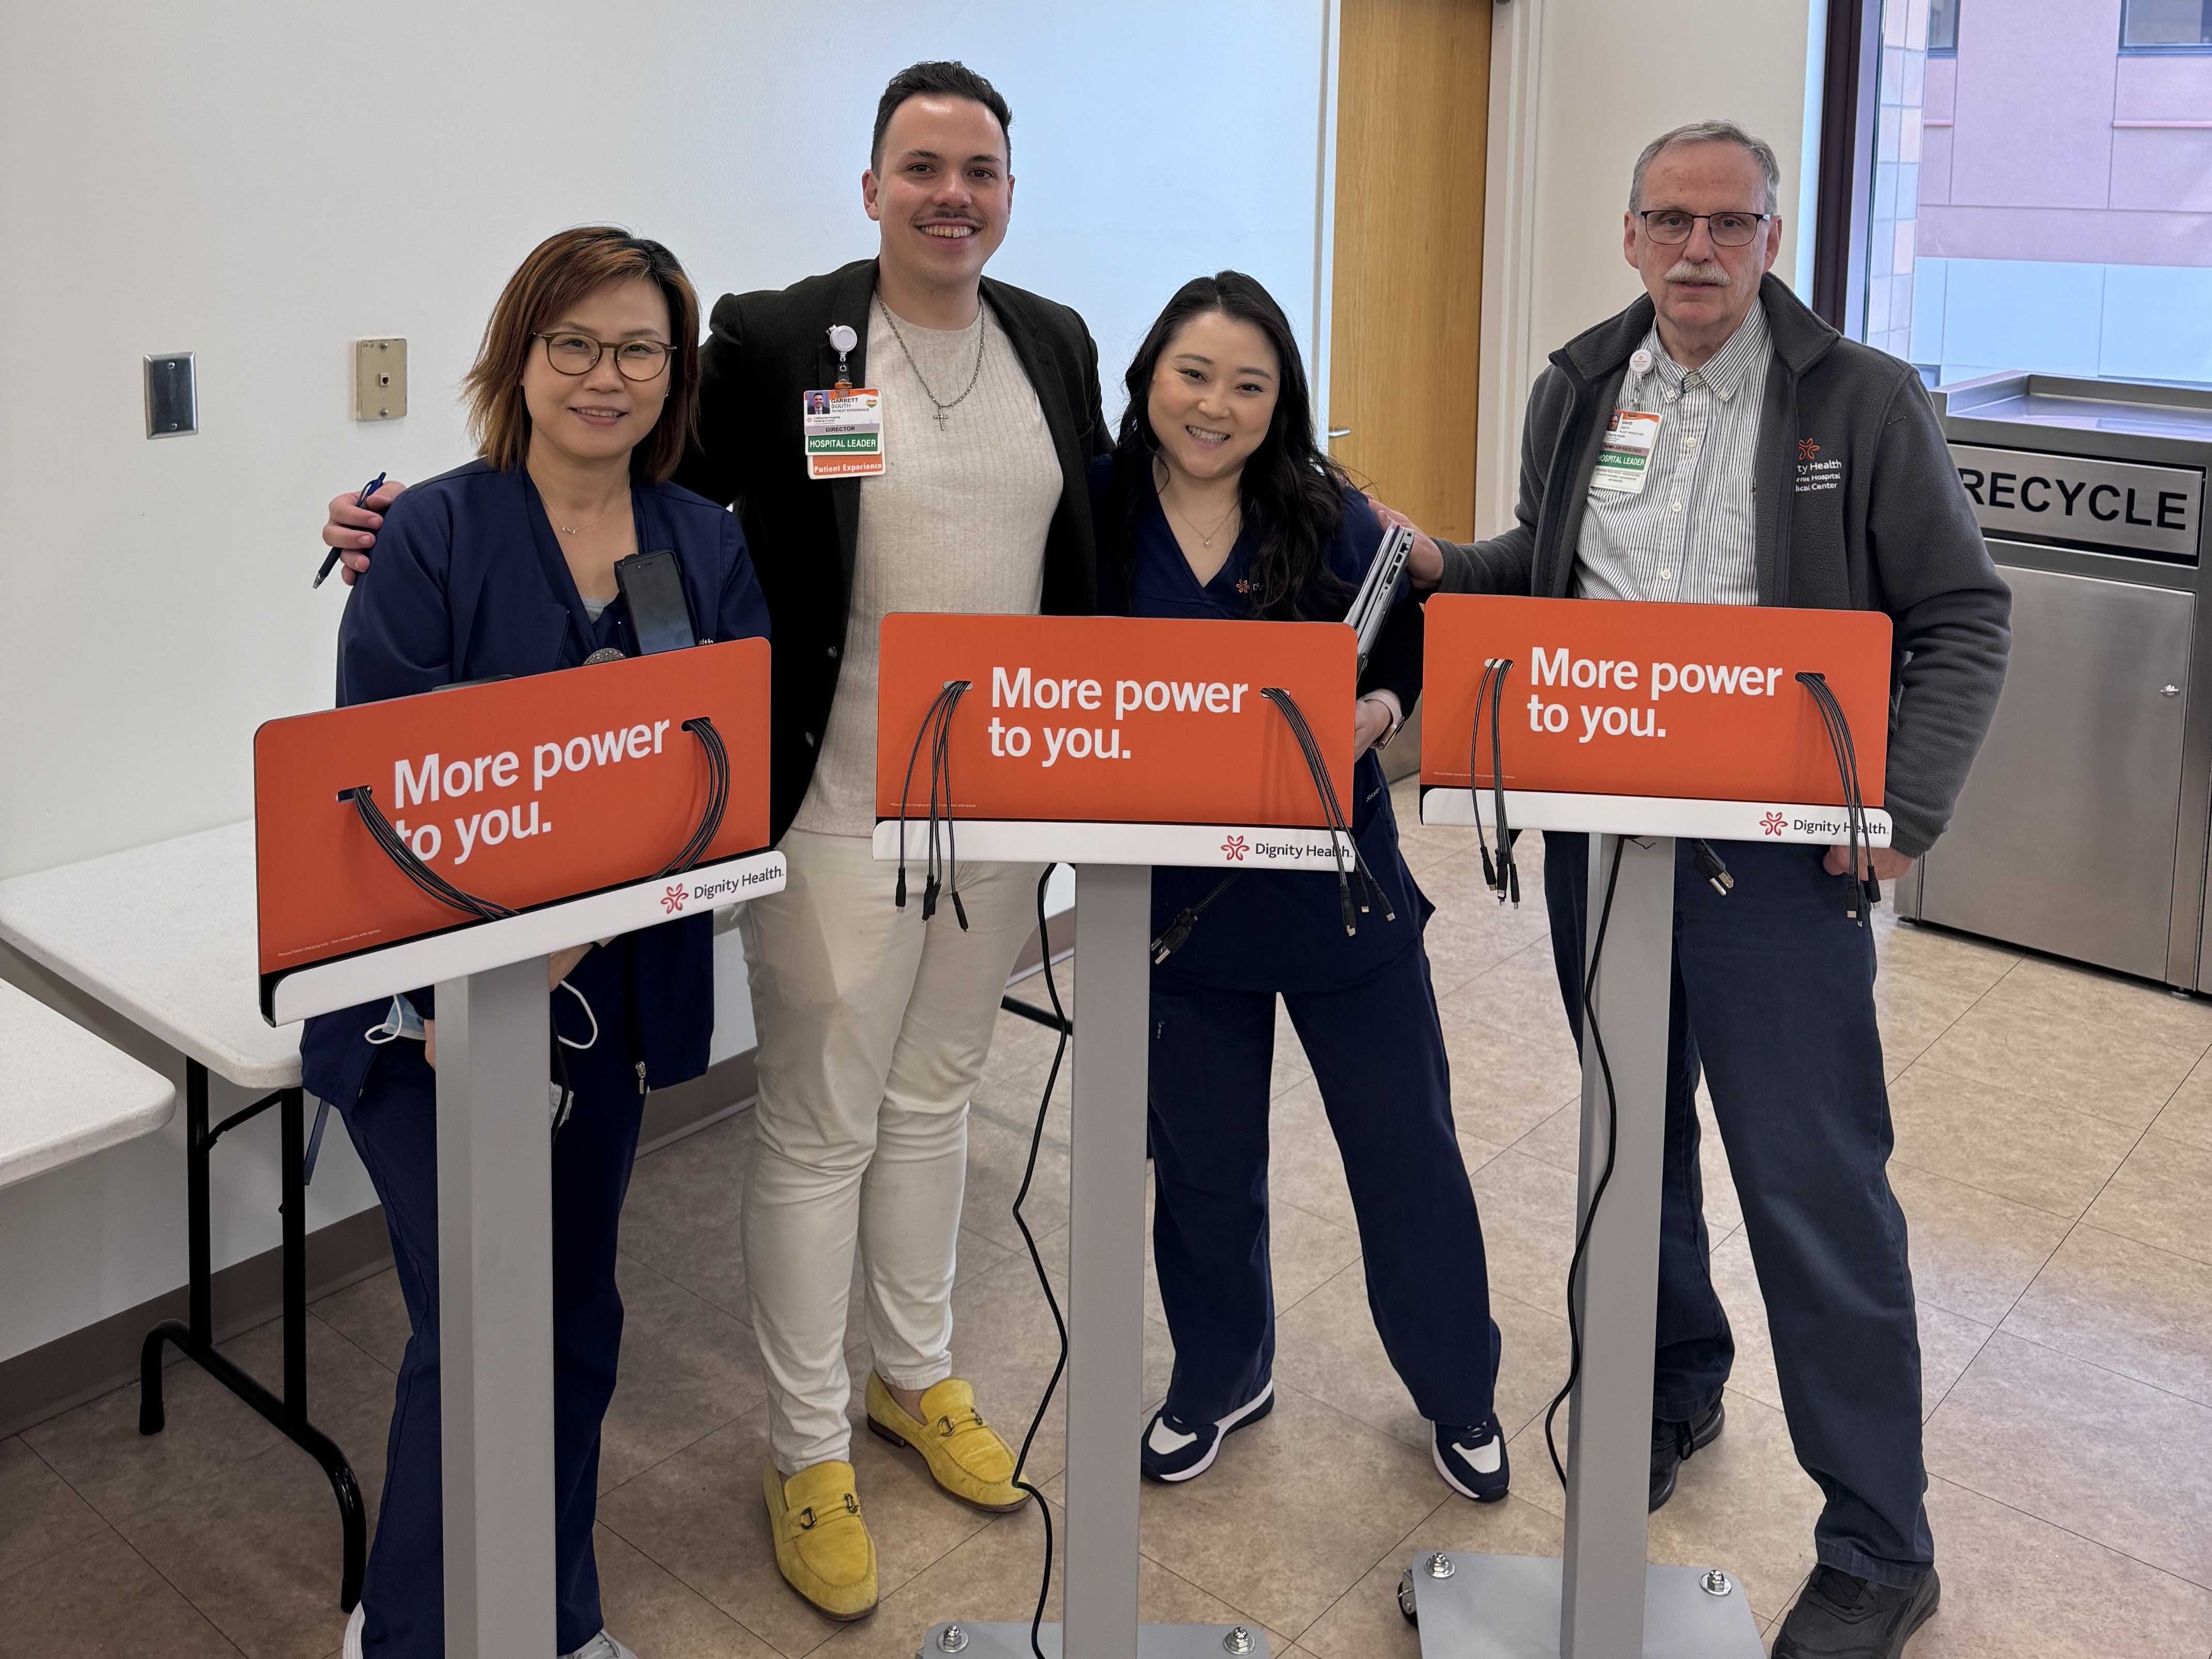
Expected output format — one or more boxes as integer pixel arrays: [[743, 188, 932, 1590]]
[[1328, 0, 1491, 542]]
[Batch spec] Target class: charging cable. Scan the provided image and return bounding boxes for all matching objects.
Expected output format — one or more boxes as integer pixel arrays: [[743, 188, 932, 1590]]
[[1259, 688, 1354, 934], [1466, 659, 1520, 906], [1689, 839, 1735, 896], [348, 712, 726, 921], [1258, 688, 1394, 936], [1151, 871, 1240, 966], [1542, 834, 1627, 1486], [1153, 695, 1398, 962], [656, 717, 732, 877], [1009, 865, 1071, 1659], [893, 680, 974, 929], [1795, 672, 1878, 923], [548, 978, 599, 1140], [347, 785, 517, 922]]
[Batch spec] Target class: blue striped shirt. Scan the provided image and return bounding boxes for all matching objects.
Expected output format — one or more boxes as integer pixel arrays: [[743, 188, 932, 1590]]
[[1573, 301, 1771, 606]]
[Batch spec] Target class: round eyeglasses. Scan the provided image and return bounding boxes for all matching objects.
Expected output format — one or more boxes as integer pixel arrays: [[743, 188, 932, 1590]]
[[1636, 210, 1773, 247], [535, 332, 673, 382]]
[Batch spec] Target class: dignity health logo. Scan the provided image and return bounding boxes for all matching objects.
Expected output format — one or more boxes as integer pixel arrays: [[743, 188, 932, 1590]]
[[663, 866, 781, 912]]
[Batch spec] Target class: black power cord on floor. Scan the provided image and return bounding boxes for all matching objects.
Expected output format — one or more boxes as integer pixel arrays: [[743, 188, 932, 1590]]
[[1542, 834, 1627, 1486], [1009, 864, 1072, 1659]]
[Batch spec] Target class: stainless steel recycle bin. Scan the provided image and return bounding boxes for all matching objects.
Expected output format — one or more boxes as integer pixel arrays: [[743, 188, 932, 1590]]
[[1894, 374, 2212, 990]]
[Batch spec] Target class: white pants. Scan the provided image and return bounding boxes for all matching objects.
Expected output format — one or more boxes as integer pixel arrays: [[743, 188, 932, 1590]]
[[736, 829, 1044, 1473]]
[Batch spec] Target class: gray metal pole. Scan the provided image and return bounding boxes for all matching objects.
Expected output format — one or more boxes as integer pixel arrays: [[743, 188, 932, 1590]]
[[1064, 863, 1152, 1659], [437, 958, 557, 1659], [1559, 835, 1677, 1658]]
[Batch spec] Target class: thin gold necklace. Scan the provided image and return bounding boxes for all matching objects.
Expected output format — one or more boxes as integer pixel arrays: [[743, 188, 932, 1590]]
[[549, 494, 627, 538], [1161, 483, 1240, 549]]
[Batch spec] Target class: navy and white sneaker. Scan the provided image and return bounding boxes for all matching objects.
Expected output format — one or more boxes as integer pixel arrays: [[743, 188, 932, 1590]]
[[1140, 1381, 1277, 1482], [1432, 1417, 1510, 1502]]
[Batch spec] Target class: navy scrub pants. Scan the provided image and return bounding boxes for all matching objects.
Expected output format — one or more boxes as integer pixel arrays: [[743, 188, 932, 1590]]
[[1543, 832, 1933, 1588], [1147, 943, 1501, 1431], [338, 1003, 644, 1657]]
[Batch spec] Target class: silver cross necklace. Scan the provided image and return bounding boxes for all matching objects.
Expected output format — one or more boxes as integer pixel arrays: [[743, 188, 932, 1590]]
[[876, 297, 987, 430]]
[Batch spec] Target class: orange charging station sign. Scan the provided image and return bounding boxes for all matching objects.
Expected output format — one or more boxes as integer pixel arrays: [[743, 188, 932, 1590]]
[[1420, 595, 1891, 804], [255, 639, 771, 978], [874, 614, 1355, 826]]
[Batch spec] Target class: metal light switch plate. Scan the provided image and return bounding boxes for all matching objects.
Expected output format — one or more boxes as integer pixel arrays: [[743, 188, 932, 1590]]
[[354, 337, 408, 420], [144, 353, 197, 437]]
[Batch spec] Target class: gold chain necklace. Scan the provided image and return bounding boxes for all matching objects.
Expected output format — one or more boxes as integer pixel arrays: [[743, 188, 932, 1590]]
[[1162, 486, 1240, 550], [550, 494, 628, 538]]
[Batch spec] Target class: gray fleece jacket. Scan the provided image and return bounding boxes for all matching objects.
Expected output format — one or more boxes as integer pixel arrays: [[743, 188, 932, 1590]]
[[1436, 273, 2010, 858]]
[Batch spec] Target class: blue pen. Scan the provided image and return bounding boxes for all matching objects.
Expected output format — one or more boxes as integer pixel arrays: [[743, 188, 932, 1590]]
[[313, 471, 387, 588]]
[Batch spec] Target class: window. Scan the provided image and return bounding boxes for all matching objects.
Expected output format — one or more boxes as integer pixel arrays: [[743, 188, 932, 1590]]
[[2123, 0, 2212, 48], [1929, 0, 1958, 54], [1816, 0, 2212, 389]]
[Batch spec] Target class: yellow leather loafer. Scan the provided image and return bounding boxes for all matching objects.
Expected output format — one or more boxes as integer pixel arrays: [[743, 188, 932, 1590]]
[[763, 1460, 877, 1621], [865, 1373, 1030, 1512]]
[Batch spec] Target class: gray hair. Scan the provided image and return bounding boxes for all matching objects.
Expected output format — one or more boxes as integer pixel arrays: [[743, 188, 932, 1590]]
[[1629, 120, 1781, 215]]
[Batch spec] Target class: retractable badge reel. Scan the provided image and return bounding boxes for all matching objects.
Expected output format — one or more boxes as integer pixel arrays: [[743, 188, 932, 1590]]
[[828, 323, 858, 393]]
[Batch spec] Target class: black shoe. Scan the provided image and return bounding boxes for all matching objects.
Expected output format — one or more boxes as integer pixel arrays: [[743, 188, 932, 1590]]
[[1648, 1396, 1725, 1512], [1773, 1565, 1939, 1658]]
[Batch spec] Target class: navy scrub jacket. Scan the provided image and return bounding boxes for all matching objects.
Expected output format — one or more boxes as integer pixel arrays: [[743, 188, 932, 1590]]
[[1089, 454, 1432, 990], [299, 459, 772, 1111]]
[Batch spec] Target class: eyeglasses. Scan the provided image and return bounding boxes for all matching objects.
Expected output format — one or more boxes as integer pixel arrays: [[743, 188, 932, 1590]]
[[534, 332, 674, 382], [1636, 210, 1773, 247]]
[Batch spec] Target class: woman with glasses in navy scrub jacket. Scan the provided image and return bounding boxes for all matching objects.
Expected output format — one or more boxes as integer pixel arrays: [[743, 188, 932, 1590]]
[[299, 228, 770, 1659], [1090, 272, 1506, 1500]]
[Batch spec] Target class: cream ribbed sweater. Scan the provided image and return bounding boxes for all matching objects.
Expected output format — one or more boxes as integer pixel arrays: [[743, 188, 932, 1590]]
[[791, 298, 1063, 836]]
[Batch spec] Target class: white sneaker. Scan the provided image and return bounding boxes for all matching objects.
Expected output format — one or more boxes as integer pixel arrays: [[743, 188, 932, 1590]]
[[349, 1599, 634, 1659]]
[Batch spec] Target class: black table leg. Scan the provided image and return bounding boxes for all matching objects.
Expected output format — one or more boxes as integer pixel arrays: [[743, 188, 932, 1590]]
[[138, 1062, 367, 1611]]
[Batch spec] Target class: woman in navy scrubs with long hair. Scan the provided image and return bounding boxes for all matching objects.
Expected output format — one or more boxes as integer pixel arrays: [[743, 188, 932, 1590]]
[[301, 228, 769, 1659], [1092, 272, 1506, 1500]]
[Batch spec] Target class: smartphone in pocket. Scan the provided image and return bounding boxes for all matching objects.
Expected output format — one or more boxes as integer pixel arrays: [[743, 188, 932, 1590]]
[[615, 548, 698, 655]]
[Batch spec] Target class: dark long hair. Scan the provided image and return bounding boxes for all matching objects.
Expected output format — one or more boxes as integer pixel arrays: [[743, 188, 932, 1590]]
[[1105, 272, 1351, 621]]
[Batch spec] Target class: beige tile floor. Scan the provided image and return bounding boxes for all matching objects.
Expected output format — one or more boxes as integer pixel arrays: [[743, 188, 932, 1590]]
[[8, 778, 2212, 1657]]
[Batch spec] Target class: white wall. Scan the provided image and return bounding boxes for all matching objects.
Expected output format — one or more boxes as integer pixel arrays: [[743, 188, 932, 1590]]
[[1478, 0, 1820, 533], [0, 0, 1330, 1364]]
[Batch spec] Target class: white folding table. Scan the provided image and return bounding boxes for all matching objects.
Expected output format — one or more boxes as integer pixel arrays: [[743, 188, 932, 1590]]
[[0, 977, 177, 1189], [0, 821, 367, 1606]]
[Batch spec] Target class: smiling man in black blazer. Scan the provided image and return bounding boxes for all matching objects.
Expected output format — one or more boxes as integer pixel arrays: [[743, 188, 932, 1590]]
[[322, 59, 1105, 1624], [675, 61, 1103, 1624]]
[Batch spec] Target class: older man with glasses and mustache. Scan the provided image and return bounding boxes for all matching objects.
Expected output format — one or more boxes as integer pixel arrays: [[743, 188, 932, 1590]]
[[1378, 121, 2010, 1659]]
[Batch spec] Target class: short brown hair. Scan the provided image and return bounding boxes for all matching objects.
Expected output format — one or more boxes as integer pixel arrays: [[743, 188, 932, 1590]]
[[871, 60, 1012, 171], [463, 227, 701, 484]]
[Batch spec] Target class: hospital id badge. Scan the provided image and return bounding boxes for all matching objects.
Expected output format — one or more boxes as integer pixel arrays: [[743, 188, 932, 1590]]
[[1590, 408, 1661, 495], [802, 388, 884, 480]]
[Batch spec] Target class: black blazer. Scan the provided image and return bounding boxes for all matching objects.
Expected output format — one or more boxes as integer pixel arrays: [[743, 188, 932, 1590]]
[[677, 258, 1109, 841]]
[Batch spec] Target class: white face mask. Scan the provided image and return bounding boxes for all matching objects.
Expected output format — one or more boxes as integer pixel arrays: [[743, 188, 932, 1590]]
[[362, 993, 426, 1045]]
